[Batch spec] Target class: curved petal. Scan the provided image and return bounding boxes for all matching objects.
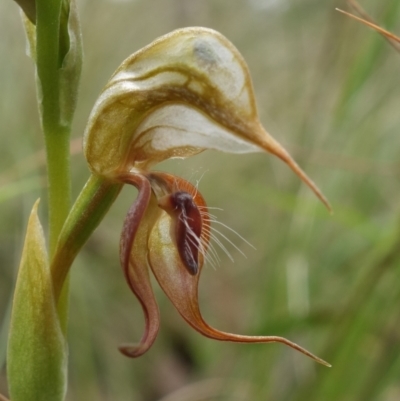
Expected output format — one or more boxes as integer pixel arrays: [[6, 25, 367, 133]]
[[118, 174, 161, 357], [147, 178, 330, 366]]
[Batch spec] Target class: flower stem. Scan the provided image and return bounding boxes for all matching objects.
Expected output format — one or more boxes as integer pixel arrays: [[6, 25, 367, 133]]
[[45, 127, 71, 258], [51, 174, 123, 306], [36, 0, 70, 257]]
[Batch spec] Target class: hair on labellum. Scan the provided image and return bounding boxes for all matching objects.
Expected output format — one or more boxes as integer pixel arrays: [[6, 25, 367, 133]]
[[158, 190, 204, 275], [158, 184, 256, 276]]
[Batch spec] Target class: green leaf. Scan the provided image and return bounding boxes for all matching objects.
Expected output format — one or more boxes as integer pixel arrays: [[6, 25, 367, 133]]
[[7, 200, 67, 401]]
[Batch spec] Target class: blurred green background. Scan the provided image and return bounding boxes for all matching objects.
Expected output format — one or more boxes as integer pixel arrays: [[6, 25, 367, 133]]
[[2, 0, 400, 400]]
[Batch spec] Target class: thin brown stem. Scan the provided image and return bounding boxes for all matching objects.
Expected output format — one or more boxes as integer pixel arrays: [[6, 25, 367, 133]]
[[347, 0, 400, 52], [337, 7, 400, 50]]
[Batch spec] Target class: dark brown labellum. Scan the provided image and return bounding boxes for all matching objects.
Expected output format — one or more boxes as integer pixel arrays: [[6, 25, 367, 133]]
[[169, 191, 203, 275]]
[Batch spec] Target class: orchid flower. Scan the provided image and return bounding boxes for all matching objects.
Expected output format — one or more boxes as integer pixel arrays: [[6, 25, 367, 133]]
[[6, 13, 334, 401], [81, 27, 331, 365]]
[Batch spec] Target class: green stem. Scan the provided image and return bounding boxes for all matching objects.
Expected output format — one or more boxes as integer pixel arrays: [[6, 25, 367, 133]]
[[45, 127, 71, 258], [36, 0, 69, 257], [51, 174, 123, 305]]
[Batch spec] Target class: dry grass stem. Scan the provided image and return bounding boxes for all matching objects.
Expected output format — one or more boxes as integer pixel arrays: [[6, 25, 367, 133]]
[[337, 6, 400, 51]]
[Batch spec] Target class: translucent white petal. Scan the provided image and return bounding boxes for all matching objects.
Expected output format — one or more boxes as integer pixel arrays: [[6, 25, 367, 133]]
[[134, 104, 263, 158]]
